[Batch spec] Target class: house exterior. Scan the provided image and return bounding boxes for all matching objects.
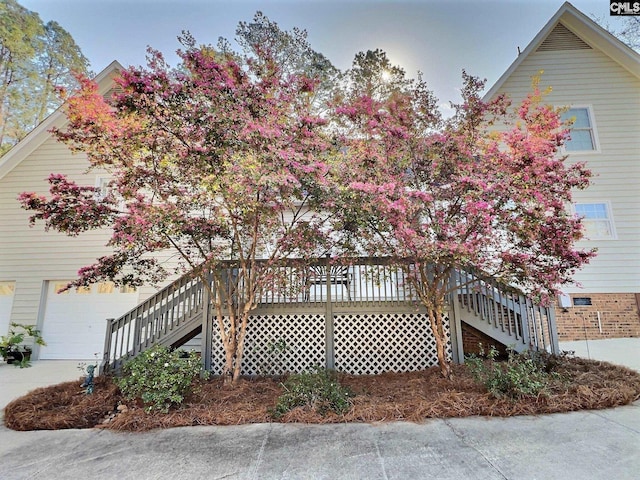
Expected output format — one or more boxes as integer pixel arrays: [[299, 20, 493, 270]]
[[0, 61, 158, 360], [1, 3, 635, 364], [483, 2, 640, 342]]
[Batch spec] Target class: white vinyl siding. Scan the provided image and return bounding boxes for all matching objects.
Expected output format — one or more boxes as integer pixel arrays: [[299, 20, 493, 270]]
[[491, 44, 640, 293], [0, 137, 143, 337]]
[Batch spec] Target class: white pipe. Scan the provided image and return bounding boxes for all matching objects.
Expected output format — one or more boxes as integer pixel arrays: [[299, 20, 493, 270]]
[[597, 311, 602, 333]]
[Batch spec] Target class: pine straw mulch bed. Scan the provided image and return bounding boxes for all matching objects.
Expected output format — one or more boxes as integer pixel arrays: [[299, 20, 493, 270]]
[[4, 356, 640, 432]]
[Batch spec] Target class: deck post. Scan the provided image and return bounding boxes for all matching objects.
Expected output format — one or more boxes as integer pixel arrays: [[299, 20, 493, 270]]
[[201, 270, 214, 371], [100, 318, 114, 374], [547, 305, 560, 355], [448, 271, 465, 364], [324, 256, 335, 370]]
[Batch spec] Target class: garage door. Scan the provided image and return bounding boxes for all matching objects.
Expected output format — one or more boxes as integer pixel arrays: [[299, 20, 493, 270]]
[[0, 281, 15, 337], [40, 280, 139, 360]]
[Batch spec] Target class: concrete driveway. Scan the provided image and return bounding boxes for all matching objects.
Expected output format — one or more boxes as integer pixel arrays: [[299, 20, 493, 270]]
[[1, 340, 639, 480], [0, 359, 88, 410], [0, 403, 639, 480]]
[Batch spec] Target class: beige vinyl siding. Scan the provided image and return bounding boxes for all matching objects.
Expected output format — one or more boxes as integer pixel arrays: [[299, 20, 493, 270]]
[[0, 137, 145, 327], [494, 46, 640, 293]]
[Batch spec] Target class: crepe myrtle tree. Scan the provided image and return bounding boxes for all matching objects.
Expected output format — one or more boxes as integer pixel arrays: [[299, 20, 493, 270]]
[[331, 61, 595, 378], [18, 35, 336, 384]]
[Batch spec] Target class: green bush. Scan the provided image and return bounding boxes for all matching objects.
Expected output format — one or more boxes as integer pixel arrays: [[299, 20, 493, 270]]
[[272, 367, 353, 418], [115, 345, 207, 413], [466, 346, 558, 399]]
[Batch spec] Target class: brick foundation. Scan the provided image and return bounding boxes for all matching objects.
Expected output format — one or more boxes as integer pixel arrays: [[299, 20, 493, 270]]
[[555, 293, 640, 341], [461, 323, 508, 358]]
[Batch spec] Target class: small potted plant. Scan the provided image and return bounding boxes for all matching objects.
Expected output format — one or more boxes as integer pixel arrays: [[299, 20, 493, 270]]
[[0, 323, 46, 368]]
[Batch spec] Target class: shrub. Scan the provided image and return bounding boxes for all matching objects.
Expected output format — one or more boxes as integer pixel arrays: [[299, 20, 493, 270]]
[[272, 367, 353, 417], [115, 345, 207, 413], [466, 346, 558, 399], [0, 322, 46, 368]]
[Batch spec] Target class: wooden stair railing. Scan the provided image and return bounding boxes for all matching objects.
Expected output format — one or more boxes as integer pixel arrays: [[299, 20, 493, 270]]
[[451, 269, 559, 355], [100, 273, 208, 373]]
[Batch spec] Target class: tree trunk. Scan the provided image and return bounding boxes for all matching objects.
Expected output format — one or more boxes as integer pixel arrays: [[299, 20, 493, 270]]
[[212, 266, 255, 387], [215, 300, 237, 386], [217, 303, 253, 385], [231, 309, 251, 383], [428, 303, 451, 379], [222, 342, 235, 385]]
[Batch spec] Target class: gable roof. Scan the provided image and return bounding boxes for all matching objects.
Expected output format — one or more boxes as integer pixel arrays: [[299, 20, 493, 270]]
[[484, 1, 640, 100], [0, 60, 124, 181]]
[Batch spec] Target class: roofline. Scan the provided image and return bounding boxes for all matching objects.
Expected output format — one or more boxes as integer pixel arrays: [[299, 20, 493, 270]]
[[0, 60, 124, 181], [483, 2, 640, 101]]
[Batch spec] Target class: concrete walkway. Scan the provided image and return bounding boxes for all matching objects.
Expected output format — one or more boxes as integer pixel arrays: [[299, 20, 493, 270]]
[[559, 338, 640, 372]]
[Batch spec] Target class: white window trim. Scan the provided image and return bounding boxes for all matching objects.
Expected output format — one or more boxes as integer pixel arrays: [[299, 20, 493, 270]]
[[573, 200, 617, 241], [560, 105, 601, 155], [95, 175, 126, 211], [95, 175, 111, 201]]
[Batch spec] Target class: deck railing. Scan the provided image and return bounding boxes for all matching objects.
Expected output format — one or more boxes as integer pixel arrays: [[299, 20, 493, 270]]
[[101, 257, 559, 373], [256, 257, 420, 306]]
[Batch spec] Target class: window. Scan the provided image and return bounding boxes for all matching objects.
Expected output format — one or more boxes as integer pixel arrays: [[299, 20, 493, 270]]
[[575, 202, 616, 239], [98, 282, 136, 294], [97, 281, 116, 294], [95, 176, 111, 201], [95, 175, 126, 211], [0, 282, 15, 296], [561, 107, 597, 152], [54, 282, 71, 294], [573, 297, 592, 306]]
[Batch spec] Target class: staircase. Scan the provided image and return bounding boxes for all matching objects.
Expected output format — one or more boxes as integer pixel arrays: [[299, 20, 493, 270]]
[[100, 261, 559, 374], [100, 273, 208, 373], [452, 269, 559, 355]]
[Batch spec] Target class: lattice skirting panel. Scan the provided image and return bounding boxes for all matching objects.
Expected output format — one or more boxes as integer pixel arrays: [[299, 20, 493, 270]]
[[209, 313, 326, 376], [209, 311, 451, 376], [334, 312, 451, 375]]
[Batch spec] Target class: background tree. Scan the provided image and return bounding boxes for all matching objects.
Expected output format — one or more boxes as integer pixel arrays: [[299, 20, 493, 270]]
[[332, 55, 596, 378], [615, 16, 639, 50], [225, 11, 338, 114], [0, 0, 42, 151], [0, 0, 88, 155], [19, 30, 335, 384], [33, 21, 90, 123], [594, 14, 640, 51]]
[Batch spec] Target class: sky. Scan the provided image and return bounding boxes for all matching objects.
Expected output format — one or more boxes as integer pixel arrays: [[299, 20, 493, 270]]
[[20, 0, 625, 111]]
